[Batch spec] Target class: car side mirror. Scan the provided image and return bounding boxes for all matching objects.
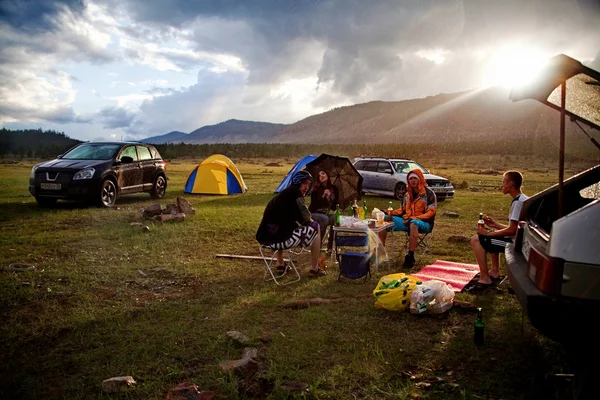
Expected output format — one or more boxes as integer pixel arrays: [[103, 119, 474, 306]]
[[120, 156, 134, 163]]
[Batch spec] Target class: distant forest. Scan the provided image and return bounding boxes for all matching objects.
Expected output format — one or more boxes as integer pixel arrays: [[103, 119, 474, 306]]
[[1, 128, 599, 164], [0, 128, 81, 158]]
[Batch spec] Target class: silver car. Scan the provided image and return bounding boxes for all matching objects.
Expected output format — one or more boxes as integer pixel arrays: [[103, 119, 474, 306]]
[[353, 157, 454, 201]]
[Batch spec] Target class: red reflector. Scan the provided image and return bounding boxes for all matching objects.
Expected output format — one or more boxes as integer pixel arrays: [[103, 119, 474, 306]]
[[527, 246, 563, 296]]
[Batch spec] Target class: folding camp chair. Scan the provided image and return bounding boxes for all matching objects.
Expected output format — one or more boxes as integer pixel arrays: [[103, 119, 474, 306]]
[[404, 231, 433, 254], [259, 243, 305, 286], [334, 232, 373, 283]]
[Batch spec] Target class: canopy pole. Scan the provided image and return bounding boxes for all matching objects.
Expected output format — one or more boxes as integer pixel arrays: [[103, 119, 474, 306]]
[[559, 81, 566, 219]]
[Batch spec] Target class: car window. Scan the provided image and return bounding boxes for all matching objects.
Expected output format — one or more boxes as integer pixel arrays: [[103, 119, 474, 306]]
[[364, 161, 378, 172], [377, 161, 393, 173], [149, 146, 162, 159], [354, 160, 366, 170], [62, 144, 120, 160], [392, 161, 409, 173], [137, 145, 152, 161], [406, 161, 429, 174], [119, 146, 139, 161]]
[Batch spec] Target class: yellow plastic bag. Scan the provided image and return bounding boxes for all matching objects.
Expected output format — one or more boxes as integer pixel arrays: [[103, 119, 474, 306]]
[[372, 273, 422, 311]]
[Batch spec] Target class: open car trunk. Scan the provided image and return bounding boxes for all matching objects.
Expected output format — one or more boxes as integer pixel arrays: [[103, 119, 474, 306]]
[[506, 54, 600, 347]]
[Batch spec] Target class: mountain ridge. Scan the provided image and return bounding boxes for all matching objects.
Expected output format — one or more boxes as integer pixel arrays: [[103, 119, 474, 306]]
[[140, 86, 589, 145]]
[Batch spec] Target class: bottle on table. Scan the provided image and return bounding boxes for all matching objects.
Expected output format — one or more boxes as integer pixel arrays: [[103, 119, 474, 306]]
[[334, 204, 341, 227], [362, 200, 368, 220], [474, 307, 485, 346], [478, 212, 485, 229], [352, 199, 359, 218], [347, 201, 354, 216], [387, 201, 394, 231]]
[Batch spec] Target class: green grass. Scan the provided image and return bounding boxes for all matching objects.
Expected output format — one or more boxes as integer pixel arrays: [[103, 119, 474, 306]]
[[0, 155, 594, 399]]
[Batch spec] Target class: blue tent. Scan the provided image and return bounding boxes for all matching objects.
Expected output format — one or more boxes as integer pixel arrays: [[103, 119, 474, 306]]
[[274, 154, 318, 193]]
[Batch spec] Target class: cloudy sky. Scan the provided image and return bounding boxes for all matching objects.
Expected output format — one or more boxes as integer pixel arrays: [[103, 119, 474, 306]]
[[1, 0, 599, 142]]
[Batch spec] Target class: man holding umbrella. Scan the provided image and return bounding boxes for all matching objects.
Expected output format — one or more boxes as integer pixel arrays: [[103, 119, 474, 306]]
[[378, 169, 436, 268]]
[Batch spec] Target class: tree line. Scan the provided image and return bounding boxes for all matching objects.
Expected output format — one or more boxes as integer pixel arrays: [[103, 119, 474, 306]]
[[1, 128, 598, 164], [0, 128, 81, 159]]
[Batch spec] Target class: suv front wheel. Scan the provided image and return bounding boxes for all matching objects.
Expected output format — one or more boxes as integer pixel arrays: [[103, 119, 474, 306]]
[[394, 183, 406, 200], [99, 179, 117, 207]]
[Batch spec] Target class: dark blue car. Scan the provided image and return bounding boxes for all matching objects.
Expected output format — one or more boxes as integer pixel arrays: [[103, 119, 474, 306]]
[[29, 142, 167, 207]]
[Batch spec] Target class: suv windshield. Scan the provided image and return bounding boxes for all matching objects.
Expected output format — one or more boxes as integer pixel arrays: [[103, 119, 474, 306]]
[[391, 161, 429, 174], [62, 144, 121, 160]]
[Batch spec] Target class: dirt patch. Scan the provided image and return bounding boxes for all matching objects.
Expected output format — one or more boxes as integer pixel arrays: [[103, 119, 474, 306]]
[[265, 162, 282, 167]]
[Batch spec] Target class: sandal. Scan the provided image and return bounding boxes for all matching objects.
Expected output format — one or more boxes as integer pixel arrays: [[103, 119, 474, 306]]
[[467, 281, 494, 292], [491, 275, 506, 282], [309, 268, 326, 277]]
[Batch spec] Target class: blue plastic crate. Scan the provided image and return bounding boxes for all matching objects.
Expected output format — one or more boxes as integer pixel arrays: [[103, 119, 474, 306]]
[[339, 251, 372, 280], [335, 235, 368, 247]]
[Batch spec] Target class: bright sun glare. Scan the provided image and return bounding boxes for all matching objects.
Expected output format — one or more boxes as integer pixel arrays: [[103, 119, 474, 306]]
[[482, 44, 548, 89]]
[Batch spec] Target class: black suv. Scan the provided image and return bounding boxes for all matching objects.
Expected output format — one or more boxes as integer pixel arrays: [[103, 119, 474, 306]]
[[29, 142, 167, 207]]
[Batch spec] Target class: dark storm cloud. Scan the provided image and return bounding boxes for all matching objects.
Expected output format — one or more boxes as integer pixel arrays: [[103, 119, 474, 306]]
[[0, 0, 85, 32], [98, 107, 137, 129], [98, 0, 599, 102]]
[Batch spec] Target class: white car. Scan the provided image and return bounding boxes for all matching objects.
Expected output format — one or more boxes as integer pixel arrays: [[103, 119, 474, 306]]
[[506, 55, 600, 353], [353, 157, 454, 201]]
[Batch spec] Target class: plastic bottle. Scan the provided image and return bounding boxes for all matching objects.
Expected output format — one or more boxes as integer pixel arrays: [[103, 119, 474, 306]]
[[474, 307, 485, 346], [362, 200, 368, 220], [318, 249, 327, 269], [334, 204, 341, 227]]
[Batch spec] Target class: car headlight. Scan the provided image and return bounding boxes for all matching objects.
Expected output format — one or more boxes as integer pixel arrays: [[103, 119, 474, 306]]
[[73, 167, 95, 180], [30, 165, 39, 179]]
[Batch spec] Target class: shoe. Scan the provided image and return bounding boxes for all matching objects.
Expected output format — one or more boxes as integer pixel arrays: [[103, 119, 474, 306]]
[[403, 253, 415, 269], [309, 268, 326, 277], [490, 275, 506, 282]]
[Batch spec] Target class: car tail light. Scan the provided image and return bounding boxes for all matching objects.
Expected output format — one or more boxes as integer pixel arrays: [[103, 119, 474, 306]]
[[527, 245, 564, 296]]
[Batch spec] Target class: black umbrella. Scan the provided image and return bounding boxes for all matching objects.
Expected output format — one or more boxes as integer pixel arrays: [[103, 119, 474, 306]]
[[306, 153, 363, 210]]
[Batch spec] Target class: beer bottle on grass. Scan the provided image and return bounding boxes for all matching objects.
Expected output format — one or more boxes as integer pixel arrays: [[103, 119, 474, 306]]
[[474, 307, 485, 346]]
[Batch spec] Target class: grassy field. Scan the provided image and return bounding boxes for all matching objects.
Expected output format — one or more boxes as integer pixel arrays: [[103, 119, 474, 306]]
[[0, 155, 596, 400]]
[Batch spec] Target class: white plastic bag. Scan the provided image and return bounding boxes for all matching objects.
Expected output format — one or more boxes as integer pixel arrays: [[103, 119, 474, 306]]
[[371, 208, 382, 218], [409, 280, 455, 314]]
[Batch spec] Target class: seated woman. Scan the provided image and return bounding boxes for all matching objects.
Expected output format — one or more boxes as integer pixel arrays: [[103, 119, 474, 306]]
[[308, 169, 338, 253], [256, 170, 326, 277]]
